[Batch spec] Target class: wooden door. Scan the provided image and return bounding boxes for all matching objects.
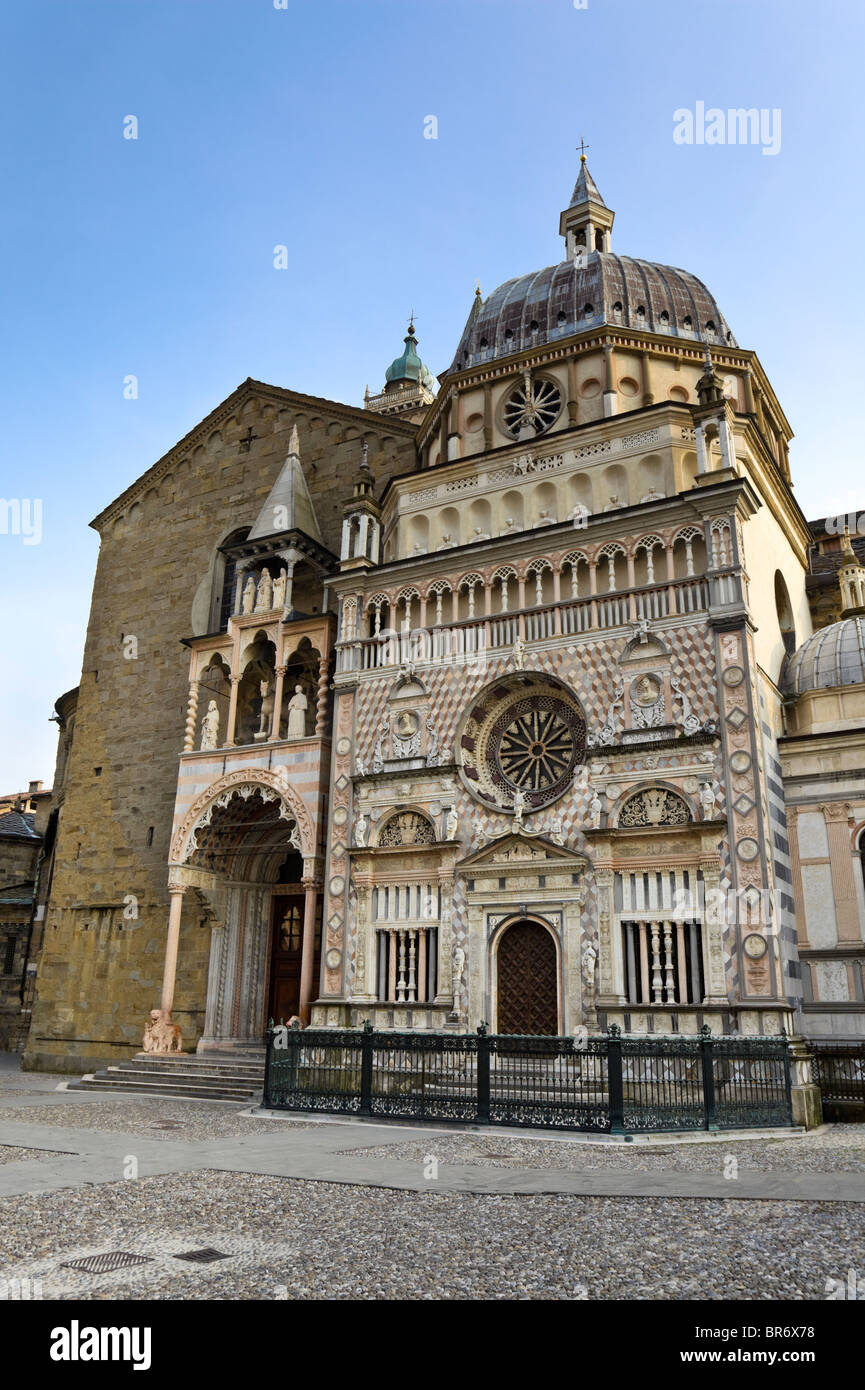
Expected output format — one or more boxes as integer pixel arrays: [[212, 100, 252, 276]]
[[496, 920, 558, 1035]]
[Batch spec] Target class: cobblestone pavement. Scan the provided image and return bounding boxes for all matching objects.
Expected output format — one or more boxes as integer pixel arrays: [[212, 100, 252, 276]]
[[337, 1126, 865, 1174], [0, 1101, 311, 1143], [0, 1170, 861, 1300], [0, 1145, 71, 1165]]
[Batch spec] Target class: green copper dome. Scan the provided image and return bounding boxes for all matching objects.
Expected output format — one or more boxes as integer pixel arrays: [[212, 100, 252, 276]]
[[385, 323, 436, 392]]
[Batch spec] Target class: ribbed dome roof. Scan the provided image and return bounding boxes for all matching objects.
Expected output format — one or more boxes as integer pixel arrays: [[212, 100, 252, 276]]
[[448, 253, 736, 374], [782, 617, 865, 696]]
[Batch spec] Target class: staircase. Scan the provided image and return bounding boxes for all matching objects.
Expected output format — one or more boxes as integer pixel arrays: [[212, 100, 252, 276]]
[[69, 1050, 266, 1103]]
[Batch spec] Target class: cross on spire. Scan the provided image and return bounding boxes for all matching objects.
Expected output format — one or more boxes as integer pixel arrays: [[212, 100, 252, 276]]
[[577, 136, 590, 162]]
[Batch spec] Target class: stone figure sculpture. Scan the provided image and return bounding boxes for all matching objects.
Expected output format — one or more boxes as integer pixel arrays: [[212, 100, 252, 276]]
[[355, 813, 368, 848], [700, 781, 717, 818], [451, 946, 466, 1016], [512, 635, 525, 669], [445, 806, 459, 841], [142, 1008, 182, 1054], [287, 685, 307, 738], [255, 568, 273, 613], [589, 789, 603, 829], [273, 568, 287, 609], [242, 575, 256, 614], [512, 788, 526, 828], [200, 700, 220, 750]]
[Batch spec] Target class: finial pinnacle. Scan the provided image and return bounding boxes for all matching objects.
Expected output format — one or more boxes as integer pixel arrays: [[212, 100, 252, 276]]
[[577, 136, 590, 163]]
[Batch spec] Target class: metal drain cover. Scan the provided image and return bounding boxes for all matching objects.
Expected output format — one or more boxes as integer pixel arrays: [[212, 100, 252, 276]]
[[172, 1248, 230, 1264], [61, 1251, 154, 1274]]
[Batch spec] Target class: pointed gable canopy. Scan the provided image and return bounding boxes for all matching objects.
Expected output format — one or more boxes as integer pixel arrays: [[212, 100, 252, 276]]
[[247, 425, 322, 542]]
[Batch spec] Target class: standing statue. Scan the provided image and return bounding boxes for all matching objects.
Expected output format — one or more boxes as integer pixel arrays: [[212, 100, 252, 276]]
[[200, 700, 220, 750], [512, 635, 525, 670], [242, 575, 256, 614], [451, 946, 466, 1018], [355, 756, 366, 778], [582, 943, 597, 989], [355, 813, 368, 848], [425, 716, 440, 767], [273, 568, 287, 609], [512, 788, 526, 828], [445, 806, 459, 841], [589, 788, 603, 830], [700, 781, 717, 819], [255, 568, 273, 613], [286, 684, 307, 738]]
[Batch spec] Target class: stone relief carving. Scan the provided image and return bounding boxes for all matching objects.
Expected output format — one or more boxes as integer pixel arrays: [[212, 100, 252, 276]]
[[618, 788, 691, 828]]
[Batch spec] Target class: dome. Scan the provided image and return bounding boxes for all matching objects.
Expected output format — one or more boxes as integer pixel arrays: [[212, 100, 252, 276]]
[[385, 324, 436, 393], [448, 253, 737, 374], [782, 617, 865, 696]]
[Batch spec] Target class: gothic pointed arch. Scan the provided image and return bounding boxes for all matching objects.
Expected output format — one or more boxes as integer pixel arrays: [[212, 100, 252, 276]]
[[169, 768, 314, 864]]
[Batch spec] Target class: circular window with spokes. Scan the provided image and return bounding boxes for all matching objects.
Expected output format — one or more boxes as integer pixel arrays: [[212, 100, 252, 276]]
[[501, 373, 563, 440]]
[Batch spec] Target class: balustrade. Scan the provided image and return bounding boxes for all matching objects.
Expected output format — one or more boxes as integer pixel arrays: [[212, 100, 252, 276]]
[[337, 575, 712, 672]]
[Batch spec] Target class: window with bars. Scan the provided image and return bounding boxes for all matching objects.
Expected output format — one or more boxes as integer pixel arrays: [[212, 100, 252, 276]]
[[621, 920, 704, 1006], [3, 935, 16, 975]]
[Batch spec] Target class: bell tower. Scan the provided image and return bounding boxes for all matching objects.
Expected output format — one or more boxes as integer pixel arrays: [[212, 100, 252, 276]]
[[558, 148, 614, 260]]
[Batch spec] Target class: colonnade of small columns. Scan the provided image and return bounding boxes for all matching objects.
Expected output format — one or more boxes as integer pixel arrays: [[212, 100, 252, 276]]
[[338, 522, 729, 641]]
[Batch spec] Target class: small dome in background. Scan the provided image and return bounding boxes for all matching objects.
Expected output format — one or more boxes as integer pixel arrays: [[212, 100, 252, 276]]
[[782, 616, 865, 696]]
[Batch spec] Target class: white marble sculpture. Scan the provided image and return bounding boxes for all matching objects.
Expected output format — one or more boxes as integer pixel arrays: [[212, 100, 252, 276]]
[[512, 635, 525, 670], [548, 815, 564, 845], [286, 684, 307, 738], [242, 575, 256, 614], [451, 946, 466, 1017], [200, 700, 220, 750], [273, 568, 287, 609], [700, 781, 717, 818], [355, 813, 368, 847], [255, 568, 273, 613], [589, 789, 603, 829], [445, 806, 459, 841], [512, 788, 526, 828]]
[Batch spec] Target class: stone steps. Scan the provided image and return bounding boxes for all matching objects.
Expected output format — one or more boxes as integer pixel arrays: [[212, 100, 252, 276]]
[[69, 1054, 266, 1102]]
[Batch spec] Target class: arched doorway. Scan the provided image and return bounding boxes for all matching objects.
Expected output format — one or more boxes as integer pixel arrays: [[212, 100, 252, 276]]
[[496, 920, 559, 1035]]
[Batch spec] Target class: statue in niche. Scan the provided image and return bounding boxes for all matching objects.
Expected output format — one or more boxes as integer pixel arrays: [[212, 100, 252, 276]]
[[570, 503, 590, 528], [256, 680, 274, 741], [533, 507, 555, 528], [355, 756, 366, 778], [603, 494, 620, 512], [700, 781, 717, 819], [412, 542, 427, 555], [372, 717, 389, 772], [255, 568, 273, 613], [273, 568, 287, 609], [445, 806, 459, 841], [439, 533, 457, 550], [242, 575, 256, 614], [589, 788, 603, 829], [200, 700, 220, 751], [286, 684, 307, 738], [512, 788, 526, 828], [355, 813, 368, 847], [471, 525, 491, 542], [501, 516, 518, 535]]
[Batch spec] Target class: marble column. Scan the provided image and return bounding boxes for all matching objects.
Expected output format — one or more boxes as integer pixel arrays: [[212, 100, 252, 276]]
[[160, 885, 187, 1013], [299, 877, 319, 1025]]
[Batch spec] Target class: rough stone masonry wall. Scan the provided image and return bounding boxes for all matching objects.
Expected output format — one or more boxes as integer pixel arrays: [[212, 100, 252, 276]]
[[24, 390, 416, 1071]]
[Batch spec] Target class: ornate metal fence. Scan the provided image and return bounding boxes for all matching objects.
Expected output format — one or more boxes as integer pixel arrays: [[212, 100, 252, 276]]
[[810, 1041, 865, 1117], [264, 1023, 793, 1133]]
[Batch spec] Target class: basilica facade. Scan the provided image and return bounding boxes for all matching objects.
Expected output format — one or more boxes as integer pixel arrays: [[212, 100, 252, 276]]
[[22, 161, 865, 1071]]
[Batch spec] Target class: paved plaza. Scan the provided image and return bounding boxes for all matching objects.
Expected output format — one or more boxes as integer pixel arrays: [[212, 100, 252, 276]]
[[0, 1056, 863, 1300]]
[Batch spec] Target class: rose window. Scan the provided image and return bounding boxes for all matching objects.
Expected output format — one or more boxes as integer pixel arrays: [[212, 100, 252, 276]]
[[502, 374, 562, 439], [457, 676, 586, 813]]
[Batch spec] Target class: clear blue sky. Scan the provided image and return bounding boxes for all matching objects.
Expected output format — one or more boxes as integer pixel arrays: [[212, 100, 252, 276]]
[[2, 0, 863, 791]]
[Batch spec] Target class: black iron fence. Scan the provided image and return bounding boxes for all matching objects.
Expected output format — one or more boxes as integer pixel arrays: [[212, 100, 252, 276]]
[[810, 1040, 865, 1117], [263, 1023, 793, 1134]]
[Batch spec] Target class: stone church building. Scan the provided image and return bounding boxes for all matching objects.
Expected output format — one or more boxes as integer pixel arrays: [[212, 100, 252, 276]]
[[21, 160, 865, 1071]]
